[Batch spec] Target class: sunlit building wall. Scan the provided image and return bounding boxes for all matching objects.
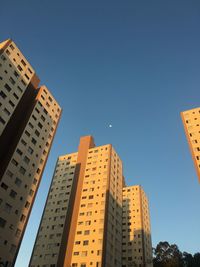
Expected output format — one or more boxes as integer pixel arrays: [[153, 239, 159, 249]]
[[29, 136, 153, 267], [181, 107, 200, 183], [0, 39, 61, 266], [122, 185, 153, 267]]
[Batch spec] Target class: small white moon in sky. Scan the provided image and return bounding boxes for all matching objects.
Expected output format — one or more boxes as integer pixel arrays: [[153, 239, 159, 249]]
[[109, 124, 112, 128]]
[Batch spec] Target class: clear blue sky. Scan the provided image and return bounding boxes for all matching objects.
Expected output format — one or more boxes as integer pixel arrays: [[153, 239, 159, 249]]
[[1, 1, 200, 266]]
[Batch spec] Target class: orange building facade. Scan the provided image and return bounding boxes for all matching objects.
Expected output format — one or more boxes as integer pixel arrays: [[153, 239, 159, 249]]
[[181, 107, 200, 183]]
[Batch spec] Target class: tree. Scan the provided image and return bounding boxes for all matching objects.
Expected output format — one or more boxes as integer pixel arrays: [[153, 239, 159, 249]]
[[153, 241, 183, 267], [153, 241, 200, 267], [193, 253, 200, 267], [182, 252, 193, 267]]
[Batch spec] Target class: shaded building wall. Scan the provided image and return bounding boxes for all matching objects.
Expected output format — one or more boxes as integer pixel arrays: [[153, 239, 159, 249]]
[[0, 39, 61, 267]]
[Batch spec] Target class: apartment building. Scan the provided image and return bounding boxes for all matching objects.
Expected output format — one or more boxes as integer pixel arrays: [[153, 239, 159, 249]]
[[0, 39, 61, 266], [122, 186, 153, 267], [29, 135, 123, 267], [29, 136, 153, 267], [181, 107, 200, 183]]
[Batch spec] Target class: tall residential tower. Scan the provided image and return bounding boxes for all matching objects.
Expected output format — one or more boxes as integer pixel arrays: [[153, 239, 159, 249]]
[[181, 107, 200, 183], [122, 186, 153, 267], [0, 39, 61, 266], [29, 136, 152, 267], [29, 136, 123, 267]]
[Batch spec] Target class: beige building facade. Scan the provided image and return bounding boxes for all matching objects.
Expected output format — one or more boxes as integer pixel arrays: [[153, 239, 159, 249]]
[[29, 136, 152, 267], [181, 107, 200, 183], [0, 39, 61, 266], [29, 136, 123, 267], [122, 186, 153, 267]]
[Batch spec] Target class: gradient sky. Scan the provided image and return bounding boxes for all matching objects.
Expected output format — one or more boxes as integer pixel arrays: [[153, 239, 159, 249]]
[[1, 1, 200, 266]]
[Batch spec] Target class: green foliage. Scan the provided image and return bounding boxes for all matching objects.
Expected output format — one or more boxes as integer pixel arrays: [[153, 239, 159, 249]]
[[193, 253, 200, 267], [153, 242, 200, 267]]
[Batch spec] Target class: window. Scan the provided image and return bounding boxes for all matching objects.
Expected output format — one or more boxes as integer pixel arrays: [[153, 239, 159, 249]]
[[25, 201, 30, 208], [84, 230, 90, 235], [13, 92, 19, 99], [1, 183, 8, 190], [24, 156, 30, 164], [0, 91, 7, 99], [41, 115, 45, 121], [20, 214, 26, 223], [0, 116, 6, 125], [17, 65, 22, 71], [25, 130, 30, 137], [28, 122, 34, 129], [25, 74, 30, 80], [15, 229, 21, 238], [28, 68, 33, 74], [31, 138, 37, 145], [28, 147, 33, 154], [9, 77, 15, 85], [19, 166, 26, 174], [5, 83, 12, 92], [35, 130, 40, 137], [21, 139, 27, 146], [97, 250, 102, 255], [21, 79, 26, 86], [9, 100, 15, 107], [10, 190, 17, 199], [14, 71, 19, 78], [38, 122, 43, 129], [10, 44, 14, 50], [77, 231, 82, 235], [11, 159, 18, 166], [0, 217, 6, 228], [29, 189, 34, 196], [15, 177, 22, 187], [32, 114, 37, 120], [82, 251, 87, 256], [83, 240, 89, 246], [16, 148, 23, 155], [21, 59, 26, 66], [4, 203, 12, 213], [1, 54, 6, 61]]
